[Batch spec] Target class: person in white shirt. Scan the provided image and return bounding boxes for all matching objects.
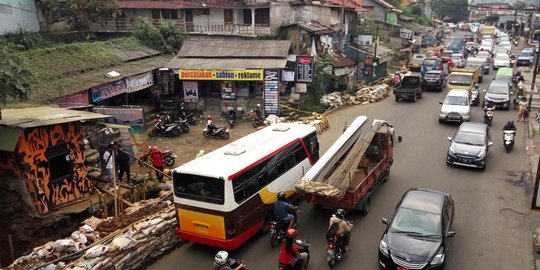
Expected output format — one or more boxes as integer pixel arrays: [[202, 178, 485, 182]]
[[102, 144, 114, 187]]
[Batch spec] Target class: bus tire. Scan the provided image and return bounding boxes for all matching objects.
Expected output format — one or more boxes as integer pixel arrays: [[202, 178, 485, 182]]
[[260, 214, 272, 235]]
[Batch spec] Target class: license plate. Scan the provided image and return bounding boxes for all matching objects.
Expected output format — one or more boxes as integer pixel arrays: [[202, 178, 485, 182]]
[[458, 158, 471, 163], [397, 267, 409, 270]]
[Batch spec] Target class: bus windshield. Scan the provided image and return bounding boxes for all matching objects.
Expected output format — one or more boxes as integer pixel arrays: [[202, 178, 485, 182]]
[[173, 172, 225, 205]]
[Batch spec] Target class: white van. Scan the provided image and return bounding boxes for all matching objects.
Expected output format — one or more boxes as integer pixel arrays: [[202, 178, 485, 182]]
[[439, 89, 471, 123]]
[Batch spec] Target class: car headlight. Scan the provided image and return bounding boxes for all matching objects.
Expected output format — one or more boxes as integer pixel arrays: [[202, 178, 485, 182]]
[[478, 149, 486, 158], [448, 146, 455, 154], [379, 239, 389, 256], [431, 249, 445, 265]]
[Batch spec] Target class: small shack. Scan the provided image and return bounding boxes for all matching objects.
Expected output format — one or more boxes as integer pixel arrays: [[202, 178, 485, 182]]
[[0, 107, 109, 215]]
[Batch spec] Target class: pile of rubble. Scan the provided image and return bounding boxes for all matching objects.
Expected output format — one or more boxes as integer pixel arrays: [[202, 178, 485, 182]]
[[320, 83, 391, 107], [6, 198, 177, 270]]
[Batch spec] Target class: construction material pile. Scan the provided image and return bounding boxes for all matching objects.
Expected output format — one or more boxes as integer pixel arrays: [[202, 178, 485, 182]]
[[6, 199, 177, 270], [320, 83, 391, 107]]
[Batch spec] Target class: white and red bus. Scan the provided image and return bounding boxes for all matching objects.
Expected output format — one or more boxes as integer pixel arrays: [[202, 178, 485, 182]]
[[172, 123, 319, 249]]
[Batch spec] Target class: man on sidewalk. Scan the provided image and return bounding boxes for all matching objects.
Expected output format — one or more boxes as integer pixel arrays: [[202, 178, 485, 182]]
[[102, 144, 115, 188], [116, 145, 131, 184], [150, 146, 165, 182]]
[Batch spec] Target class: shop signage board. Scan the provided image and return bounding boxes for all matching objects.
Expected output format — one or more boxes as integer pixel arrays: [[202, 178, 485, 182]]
[[296, 83, 307, 93], [399, 28, 413, 39], [125, 72, 154, 93], [296, 56, 314, 83], [91, 80, 127, 102], [264, 69, 279, 115], [93, 106, 145, 127], [179, 69, 264, 81], [183, 81, 199, 102], [59, 90, 89, 107]]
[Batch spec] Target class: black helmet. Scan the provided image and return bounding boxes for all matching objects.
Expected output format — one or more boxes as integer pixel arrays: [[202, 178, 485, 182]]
[[508, 120, 514, 125], [335, 209, 346, 219], [277, 191, 286, 201]]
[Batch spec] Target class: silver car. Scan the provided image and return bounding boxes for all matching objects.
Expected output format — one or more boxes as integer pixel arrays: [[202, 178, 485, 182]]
[[439, 89, 471, 123]]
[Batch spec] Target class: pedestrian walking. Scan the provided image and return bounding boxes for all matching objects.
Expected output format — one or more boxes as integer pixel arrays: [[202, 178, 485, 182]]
[[150, 146, 165, 182], [517, 97, 528, 122], [116, 145, 131, 184], [102, 144, 115, 188]]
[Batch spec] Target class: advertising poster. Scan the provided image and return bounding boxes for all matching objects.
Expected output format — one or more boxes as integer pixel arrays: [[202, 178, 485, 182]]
[[59, 90, 89, 107], [93, 106, 145, 127], [183, 81, 199, 102], [91, 80, 127, 103], [296, 56, 314, 83], [125, 72, 154, 93], [264, 69, 279, 115]]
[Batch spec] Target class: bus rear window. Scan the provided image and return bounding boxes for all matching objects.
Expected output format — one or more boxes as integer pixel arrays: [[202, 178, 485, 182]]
[[173, 173, 224, 205]]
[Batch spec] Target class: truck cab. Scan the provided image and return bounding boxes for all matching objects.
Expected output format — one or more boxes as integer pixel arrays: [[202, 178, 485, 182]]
[[448, 66, 480, 91]]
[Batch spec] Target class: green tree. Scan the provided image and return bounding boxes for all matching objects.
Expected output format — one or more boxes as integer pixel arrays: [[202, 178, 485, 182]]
[[432, 0, 469, 22], [133, 18, 185, 54], [300, 57, 336, 113], [0, 46, 31, 119], [40, 0, 119, 34]]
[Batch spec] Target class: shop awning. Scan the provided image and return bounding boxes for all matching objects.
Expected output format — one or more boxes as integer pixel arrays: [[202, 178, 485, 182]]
[[165, 58, 288, 69], [0, 106, 110, 129], [0, 126, 21, 151]]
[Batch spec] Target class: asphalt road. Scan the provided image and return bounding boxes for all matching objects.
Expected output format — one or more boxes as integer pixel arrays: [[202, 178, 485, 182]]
[[147, 32, 537, 270]]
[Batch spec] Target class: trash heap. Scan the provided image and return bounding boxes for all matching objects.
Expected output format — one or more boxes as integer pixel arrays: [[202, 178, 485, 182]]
[[6, 198, 178, 270], [320, 83, 391, 107]]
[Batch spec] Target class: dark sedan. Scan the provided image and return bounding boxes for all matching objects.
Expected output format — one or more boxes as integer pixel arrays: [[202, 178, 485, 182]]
[[446, 122, 493, 170], [379, 188, 456, 270], [422, 70, 446, 92]]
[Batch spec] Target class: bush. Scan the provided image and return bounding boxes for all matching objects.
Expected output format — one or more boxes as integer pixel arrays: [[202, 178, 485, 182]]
[[133, 18, 185, 54]]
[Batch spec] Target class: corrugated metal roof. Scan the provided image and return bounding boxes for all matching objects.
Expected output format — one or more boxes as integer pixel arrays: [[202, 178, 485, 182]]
[[330, 53, 356, 67], [165, 57, 288, 69], [0, 107, 110, 129], [119, 0, 241, 9], [298, 22, 336, 35], [177, 39, 291, 58]]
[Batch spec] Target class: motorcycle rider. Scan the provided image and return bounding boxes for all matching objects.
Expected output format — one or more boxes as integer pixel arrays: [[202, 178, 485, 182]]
[[206, 115, 217, 135], [328, 209, 354, 252], [483, 100, 496, 123], [274, 191, 297, 230], [213, 251, 245, 270], [503, 120, 517, 132], [278, 229, 308, 270], [255, 104, 263, 120]]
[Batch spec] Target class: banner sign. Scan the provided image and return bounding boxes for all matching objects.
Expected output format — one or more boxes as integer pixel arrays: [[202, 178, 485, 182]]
[[91, 80, 127, 103], [178, 69, 264, 81], [93, 106, 145, 127], [125, 72, 154, 93], [59, 90, 89, 107], [400, 28, 413, 39], [264, 69, 279, 115], [183, 81, 199, 102], [296, 56, 314, 83]]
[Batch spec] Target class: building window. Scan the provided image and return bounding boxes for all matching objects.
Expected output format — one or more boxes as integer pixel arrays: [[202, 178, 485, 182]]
[[45, 143, 73, 183], [243, 9, 252, 24], [162, 9, 178, 19], [202, 9, 210, 15], [254, 8, 269, 25]]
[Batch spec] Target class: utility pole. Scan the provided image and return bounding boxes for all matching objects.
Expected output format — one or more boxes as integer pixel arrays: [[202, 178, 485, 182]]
[[373, 25, 379, 61], [526, 10, 533, 44], [529, 48, 540, 109], [340, 0, 345, 49]]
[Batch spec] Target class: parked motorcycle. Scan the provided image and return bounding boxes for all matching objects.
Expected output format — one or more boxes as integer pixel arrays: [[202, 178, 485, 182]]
[[138, 147, 177, 167], [503, 130, 515, 153], [203, 125, 230, 139], [278, 239, 310, 270], [228, 109, 236, 129], [484, 109, 494, 126], [250, 110, 264, 128], [177, 102, 197, 125], [150, 119, 182, 137]]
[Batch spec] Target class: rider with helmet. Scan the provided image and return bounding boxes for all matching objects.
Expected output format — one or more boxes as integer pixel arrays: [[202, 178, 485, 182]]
[[503, 120, 517, 132], [483, 100, 496, 123], [274, 191, 297, 230], [328, 209, 354, 252], [206, 115, 216, 135], [278, 229, 308, 270], [214, 251, 245, 270], [254, 104, 263, 120]]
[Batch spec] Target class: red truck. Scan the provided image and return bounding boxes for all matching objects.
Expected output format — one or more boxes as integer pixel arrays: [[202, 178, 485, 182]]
[[295, 116, 396, 214]]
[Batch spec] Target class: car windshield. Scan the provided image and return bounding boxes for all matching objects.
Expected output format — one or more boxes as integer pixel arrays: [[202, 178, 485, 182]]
[[487, 85, 508, 94], [520, 52, 532, 57], [425, 73, 440, 79], [449, 74, 472, 85], [477, 52, 490, 57], [444, 96, 468, 106], [424, 59, 437, 65], [454, 131, 485, 146], [390, 207, 441, 237], [495, 55, 509, 61]]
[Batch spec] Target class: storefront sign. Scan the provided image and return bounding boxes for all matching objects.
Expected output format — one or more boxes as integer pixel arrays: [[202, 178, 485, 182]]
[[125, 72, 154, 93], [264, 69, 279, 115], [91, 80, 127, 103], [59, 90, 89, 108], [296, 56, 314, 83], [92, 106, 145, 127], [178, 69, 264, 81], [183, 81, 199, 102], [296, 83, 307, 93]]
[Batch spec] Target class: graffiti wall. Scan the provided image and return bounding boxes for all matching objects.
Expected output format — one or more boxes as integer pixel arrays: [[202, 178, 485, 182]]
[[0, 122, 91, 214]]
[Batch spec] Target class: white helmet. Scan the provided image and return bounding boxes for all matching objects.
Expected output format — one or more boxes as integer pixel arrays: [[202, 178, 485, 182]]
[[256, 104, 261, 108], [215, 251, 228, 265]]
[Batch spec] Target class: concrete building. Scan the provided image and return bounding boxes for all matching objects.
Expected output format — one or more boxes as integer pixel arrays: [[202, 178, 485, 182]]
[[0, 0, 40, 34]]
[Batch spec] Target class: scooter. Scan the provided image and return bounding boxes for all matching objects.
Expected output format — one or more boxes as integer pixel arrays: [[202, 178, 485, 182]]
[[503, 130, 515, 153], [278, 239, 311, 270], [150, 119, 182, 137], [138, 147, 177, 167], [250, 110, 264, 128], [227, 257, 247, 270], [326, 232, 347, 268], [484, 109, 494, 127], [269, 209, 298, 248], [177, 103, 197, 125], [162, 114, 190, 133], [471, 88, 481, 106], [203, 122, 230, 139], [228, 109, 236, 129]]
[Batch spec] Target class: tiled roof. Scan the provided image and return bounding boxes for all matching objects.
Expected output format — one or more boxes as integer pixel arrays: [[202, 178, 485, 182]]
[[176, 38, 291, 58], [118, 0, 240, 9]]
